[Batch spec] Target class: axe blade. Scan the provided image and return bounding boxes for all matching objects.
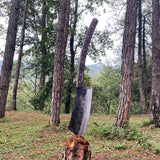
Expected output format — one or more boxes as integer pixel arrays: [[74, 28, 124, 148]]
[[68, 88, 92, 136]]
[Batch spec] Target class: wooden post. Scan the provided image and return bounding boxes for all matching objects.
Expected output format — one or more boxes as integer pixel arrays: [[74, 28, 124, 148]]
[[62, 135, 91, 160]]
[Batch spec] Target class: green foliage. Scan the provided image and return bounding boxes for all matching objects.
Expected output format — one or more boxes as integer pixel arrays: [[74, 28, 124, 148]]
[[141, 120, 153, 127], [21, 0, 59, 81], [68, 0, 113, 62], [6, 80, 34, 111], [91, 65, 120, 114], [88, 30, 113, 62], [62, 64, 92, 112], [88, 119, 156, 153], [154, 146, 160, 154], [88, 121, 142, 141], [89, 52, 152, 116], [30, 76, 53, 111], [20, 0, 113, 113], [1, 0, 153, 118]]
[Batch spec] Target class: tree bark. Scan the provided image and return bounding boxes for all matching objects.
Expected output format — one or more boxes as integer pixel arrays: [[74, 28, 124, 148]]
[[138, 0, 147, 114], [149, 0, 160, 127], [50, 0, 70, 126], [65, 0, 78, 114], [0, 0, 20, 118], [37, 0, 47, 111], [11, 0, 28, 111], [39, 0, 47, 93], [142, 15, 148, 109], [62, 136, 91, 160], [114, 0, 138, 128]]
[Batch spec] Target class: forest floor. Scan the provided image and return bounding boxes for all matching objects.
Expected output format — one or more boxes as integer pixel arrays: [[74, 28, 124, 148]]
[[0, 111, 160, 160]]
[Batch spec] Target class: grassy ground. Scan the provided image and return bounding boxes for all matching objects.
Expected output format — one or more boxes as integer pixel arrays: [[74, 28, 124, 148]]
[[0, 111, 160, 160]]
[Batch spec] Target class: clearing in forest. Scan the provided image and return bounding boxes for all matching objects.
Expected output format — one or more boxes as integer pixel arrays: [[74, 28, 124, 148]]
[[0, 111, 160, 160]]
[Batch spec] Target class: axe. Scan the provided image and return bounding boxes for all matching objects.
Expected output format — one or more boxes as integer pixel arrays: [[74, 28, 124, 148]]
[[68, 18, 98, 136]]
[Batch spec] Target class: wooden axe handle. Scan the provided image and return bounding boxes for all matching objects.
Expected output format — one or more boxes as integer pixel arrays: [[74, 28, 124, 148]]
[[76, 18, 98, 88]]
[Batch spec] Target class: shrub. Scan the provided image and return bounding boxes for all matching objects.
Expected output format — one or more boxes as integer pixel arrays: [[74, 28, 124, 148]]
[[88, 121, 141, 141]]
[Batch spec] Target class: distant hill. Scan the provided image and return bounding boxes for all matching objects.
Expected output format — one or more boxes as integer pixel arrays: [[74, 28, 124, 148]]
[[87, 62, 103, 76], [0, 60, 103, 78]]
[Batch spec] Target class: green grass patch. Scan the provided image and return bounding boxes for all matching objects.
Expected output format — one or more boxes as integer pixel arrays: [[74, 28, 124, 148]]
[[154, 146, 160, 154], [0, 111, 160, 159], [115, 142, 127, 150], [88, 121, 142, 140]]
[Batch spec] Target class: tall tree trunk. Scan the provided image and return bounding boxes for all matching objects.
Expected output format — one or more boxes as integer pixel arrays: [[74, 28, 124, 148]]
[[114, 0, 138, 128], [50, 0, 70, 126], [38, 0, 47, 111], [142, 15, 148, 108], [11, 0, 28, 111], [0, 0, 20, 118], [138, 0, 147, 114], [65, 0, 78, 114], [149, 0, 160, 127], [39, 0, 47, 92]]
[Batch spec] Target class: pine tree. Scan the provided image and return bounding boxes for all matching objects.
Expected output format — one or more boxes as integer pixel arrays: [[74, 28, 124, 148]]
[[114, 0, 138, 127], [0, 0, 20, 118], [11, 0, 28, 111], [149, 0, 160, 127], [50, 0, 70, 125]]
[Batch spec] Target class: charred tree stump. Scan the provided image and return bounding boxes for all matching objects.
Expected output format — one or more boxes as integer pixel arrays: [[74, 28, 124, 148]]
[[62, 135, 91, 160]]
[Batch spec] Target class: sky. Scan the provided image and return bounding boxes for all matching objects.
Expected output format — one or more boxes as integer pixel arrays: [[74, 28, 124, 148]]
[[83, 3, 118, 65], [84, 15, 112, 65]]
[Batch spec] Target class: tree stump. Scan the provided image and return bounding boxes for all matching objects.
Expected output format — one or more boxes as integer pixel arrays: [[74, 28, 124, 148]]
[[62, 135, 91, 160]]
